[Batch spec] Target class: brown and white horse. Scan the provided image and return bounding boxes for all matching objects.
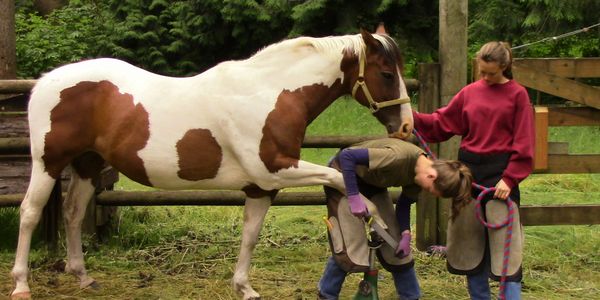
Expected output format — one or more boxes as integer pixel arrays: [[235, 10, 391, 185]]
[[11, 29, 413, 299]]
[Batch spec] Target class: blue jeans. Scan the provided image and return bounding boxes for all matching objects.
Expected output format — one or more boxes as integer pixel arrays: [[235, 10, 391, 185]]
[[318, 256, 421, 299], [467, 263, 521, 300]]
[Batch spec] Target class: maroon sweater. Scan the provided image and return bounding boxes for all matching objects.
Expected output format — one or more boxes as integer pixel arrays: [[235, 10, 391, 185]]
[[413, 79, 535, 188]]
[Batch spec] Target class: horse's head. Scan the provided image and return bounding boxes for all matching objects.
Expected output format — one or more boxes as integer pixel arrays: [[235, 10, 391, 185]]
[[343, 27, 414, 139]]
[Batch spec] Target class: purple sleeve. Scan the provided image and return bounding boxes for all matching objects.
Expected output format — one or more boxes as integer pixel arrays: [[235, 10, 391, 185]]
[[339, 148, 369, 196]]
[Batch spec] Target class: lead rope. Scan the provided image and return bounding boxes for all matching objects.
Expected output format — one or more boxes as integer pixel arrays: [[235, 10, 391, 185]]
[[413, 129, 515, 300]]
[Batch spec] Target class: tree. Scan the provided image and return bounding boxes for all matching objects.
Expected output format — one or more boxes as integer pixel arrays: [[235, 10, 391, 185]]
[[468, 0, 600, 57], [0, 0, 17, 79]]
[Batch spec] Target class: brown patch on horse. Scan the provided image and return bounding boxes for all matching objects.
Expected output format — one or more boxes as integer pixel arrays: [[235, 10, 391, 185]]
[[43, 81, 152, 186], [259, 80, 344, 173], [176, 128, 223, 181], [71, 152, 106, 185], [242, 184, 278, 200]]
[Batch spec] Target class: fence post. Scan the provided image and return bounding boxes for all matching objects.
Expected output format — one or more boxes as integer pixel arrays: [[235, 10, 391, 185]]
[[41, 181, 62, 252], [81, 167, 119, 241], [416, 63, 441, 251]]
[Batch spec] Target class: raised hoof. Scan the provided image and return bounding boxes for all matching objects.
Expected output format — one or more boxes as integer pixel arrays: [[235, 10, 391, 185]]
[[10, 292, 32, 300], [244, 296, 261, 300]]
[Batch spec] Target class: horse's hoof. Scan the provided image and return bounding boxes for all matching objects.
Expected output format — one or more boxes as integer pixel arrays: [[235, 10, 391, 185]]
[[89, 281, 101, 290], [241, 290, 261, 300], [10, 292, 32, 300], [81, 279, 100, 290]]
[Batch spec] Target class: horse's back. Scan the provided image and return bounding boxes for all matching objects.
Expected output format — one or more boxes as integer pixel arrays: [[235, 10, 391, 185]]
[[31, 58, 167, 101]]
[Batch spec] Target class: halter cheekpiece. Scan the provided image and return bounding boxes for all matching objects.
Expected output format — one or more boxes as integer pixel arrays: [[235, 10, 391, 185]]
[[351, 48, 410, 113]]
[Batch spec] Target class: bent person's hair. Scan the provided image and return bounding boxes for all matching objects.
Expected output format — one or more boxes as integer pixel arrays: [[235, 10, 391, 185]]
[[431, 160, 473, 220]]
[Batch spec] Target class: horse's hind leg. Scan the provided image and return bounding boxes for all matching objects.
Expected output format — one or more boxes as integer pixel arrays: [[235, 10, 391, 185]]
[[233, 195, 272, 300], [63, 152, 105, 289], [11, 161, 58, 299]]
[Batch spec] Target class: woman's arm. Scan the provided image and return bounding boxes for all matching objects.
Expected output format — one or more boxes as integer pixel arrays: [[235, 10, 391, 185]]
[[339, 148, 370, 217], [413, 89, 467, 142], [501, 91, 535, 189]]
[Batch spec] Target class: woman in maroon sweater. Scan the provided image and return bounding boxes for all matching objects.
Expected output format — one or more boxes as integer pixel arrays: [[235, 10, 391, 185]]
[[412, 41, 535, 300]]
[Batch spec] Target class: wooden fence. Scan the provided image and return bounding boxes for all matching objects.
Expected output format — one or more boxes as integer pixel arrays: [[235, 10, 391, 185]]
[[1, 61, 599, 250]]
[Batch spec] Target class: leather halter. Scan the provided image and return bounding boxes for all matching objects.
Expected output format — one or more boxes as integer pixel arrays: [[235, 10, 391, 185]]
[[351, 48, 410, 113]]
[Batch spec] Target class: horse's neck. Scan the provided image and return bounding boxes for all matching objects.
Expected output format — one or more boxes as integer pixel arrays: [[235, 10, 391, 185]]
[[201, 48, 348, 118]]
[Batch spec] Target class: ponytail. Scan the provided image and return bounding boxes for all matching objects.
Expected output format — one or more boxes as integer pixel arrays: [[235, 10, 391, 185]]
[[431, 160, 473, 221]]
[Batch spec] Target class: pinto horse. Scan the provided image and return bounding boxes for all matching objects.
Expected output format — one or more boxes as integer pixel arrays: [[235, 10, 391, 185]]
[[11, 29, 413, 300]]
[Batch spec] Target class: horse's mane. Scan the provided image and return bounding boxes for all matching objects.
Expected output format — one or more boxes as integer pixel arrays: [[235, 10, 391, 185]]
[[246, 34, 402, 69]]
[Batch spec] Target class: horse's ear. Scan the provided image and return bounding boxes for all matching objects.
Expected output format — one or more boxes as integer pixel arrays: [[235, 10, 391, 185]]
[[360, 28, 380, 51], [375, 22, 387, 35]]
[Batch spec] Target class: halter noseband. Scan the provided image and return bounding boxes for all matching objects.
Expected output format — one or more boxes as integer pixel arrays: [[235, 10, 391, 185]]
[[351, 48, 410, 113]]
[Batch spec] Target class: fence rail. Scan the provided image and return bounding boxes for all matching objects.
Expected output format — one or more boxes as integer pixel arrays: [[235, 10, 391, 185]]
[[2, 190, 598, 226]]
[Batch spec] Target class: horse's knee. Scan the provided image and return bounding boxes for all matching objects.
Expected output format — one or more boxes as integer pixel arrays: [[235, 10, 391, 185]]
[[18, 208, 43, 231], [11, 265, 28, 283]]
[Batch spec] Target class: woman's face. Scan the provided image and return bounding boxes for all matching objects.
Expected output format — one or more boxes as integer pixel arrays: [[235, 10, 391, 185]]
[[414, 167, 441, 197], [477, 59, 507, 85]]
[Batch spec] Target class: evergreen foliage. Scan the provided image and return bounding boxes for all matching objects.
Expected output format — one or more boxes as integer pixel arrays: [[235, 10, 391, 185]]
[[13, 0, 600, 79], [469, 0, 600, 58]]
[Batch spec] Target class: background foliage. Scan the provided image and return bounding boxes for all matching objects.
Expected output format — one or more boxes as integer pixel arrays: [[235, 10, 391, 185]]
[[15, 0, 599, 79]]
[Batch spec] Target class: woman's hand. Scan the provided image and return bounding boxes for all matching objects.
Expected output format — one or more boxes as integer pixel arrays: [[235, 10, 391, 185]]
[[347, 194, 369, 217], [494, 179, 511, 200]]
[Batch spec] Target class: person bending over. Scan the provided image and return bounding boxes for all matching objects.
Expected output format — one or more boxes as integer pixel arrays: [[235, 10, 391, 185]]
[[318, 137, 473, 300]]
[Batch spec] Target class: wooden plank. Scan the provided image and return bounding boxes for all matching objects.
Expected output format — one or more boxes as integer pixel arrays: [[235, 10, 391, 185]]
[[41, 181, 62, 251], [548, 106, 600, 126], [0, 113, 28, 138], [538, 154, 600, 174], [513, 63, 600, 109], [4, 192, 600, 227], [534, 107, 548, 171], [438, 0, 467, 246], [521, 204, 600, 226], [0, 79, 37, 93], [0, 137, 30, 154], [548, 142, 569, 155], [416, 63, 441, 250], [515, 58, 600, 78]]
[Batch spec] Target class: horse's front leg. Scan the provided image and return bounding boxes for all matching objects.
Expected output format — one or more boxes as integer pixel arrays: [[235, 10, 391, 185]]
[[233, 196, 272, 300]]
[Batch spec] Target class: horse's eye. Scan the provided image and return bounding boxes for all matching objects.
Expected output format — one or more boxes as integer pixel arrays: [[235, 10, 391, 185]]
[[381, 71, 394, 80]]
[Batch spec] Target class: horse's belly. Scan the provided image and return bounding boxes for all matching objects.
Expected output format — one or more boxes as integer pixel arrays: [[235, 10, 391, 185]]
[[139, 155, 251, 190], [148, 170, 250, 191]]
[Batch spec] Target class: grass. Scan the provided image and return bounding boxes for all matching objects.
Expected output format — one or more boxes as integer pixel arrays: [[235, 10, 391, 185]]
[[1, 99, 599, 299]]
